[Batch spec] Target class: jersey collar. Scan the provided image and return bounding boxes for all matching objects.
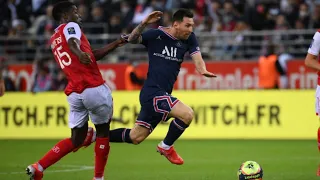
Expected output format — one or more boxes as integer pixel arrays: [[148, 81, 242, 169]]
[[158, 26, 178, 40]]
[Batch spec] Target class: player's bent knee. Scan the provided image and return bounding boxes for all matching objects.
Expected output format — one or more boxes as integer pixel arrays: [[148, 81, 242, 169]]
[[182, 108, 194, 124]]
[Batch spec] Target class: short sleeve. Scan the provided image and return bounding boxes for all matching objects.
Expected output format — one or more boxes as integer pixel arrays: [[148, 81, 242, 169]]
[[188, 32, 200, 56], [63, 22, 82, 42], [308, 31, 320, 56], [141, 29, 158, 47]]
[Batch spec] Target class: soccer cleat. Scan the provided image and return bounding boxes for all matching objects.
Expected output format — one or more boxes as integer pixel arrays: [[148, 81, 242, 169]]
[[73, 127, 96, 152], [156, 145, 184, 165], [26, 163, 43, 180]]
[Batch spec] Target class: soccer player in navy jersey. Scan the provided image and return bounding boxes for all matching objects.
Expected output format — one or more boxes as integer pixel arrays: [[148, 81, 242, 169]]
[[110, 9, 216, 165]]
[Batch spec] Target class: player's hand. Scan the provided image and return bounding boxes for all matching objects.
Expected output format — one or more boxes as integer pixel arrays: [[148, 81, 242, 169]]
[[0, 80, 5, 97], [201, 71, 217, 78], [79, 52, 92, 64], [118, 34, 129, 47], [142, 11, 163, 24]]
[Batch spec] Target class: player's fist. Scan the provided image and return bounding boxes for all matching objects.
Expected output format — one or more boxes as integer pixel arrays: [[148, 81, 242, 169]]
[[0, 80, 5, 97], [79, 52, 92, 64], [142, 11, 163, 24], [201, 71, 217, 78]]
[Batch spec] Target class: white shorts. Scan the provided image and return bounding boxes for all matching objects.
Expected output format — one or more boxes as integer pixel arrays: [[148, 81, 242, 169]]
[[67, 84, 113, 128], [315, 85, 320, 116]]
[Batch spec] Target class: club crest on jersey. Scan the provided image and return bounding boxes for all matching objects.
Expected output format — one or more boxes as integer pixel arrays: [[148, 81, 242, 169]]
[[67, 27, 76, 35]]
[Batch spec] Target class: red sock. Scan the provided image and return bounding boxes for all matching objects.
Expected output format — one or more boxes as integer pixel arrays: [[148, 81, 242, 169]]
[[94, 137, 110, 178], [317, 127, 320, 151], [38, 138, 75, 170]]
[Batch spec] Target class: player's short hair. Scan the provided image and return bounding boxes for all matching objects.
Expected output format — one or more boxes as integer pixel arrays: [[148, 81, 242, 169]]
[[52, 1, 75, 22], [172, 9, 194, 23]]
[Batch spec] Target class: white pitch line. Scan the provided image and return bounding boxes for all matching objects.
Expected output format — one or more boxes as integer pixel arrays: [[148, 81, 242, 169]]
[[0, 165, 94, 175]]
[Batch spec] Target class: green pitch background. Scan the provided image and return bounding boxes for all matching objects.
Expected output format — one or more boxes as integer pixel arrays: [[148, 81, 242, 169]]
[[0, 140, 317, 180]]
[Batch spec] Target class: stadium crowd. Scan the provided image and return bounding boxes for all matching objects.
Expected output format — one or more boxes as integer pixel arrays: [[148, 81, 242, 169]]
[[1, 0, 320, 36], [0, 0, 319, 92]]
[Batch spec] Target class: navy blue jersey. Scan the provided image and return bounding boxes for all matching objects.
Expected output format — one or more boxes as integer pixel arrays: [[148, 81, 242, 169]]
[[139, 26, 200, 103]]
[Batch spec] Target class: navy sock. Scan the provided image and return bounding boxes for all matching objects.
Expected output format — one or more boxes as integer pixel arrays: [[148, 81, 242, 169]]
[[163, 119, 189, 146], [109, 128, 132, 144]]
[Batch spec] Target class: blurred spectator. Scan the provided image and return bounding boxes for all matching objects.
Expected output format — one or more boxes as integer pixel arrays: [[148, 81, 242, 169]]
[[310, 3, 320, 28], [0, 57, 15, 92], [31, 60, 53, 92], [298, 3, 310, 28], [275, 14, 290, 30], [5, 19, 35, 61], [7, 0, 33, 28], [290, 19, 311, 57], [124, 60, 145, 90], [132, 0, 153, 25], [32, 0, 48, 17], [52, 70, 67, 91], [206, 0, 222, 33], [119, 1, 135, 33], [220, 1, 238, 31], [180, 0, 195, 9], [150, 0, 166, 11], [258, 44, 279, 89], [283, 0, 299, 28], [0, 0, 320, 64], [78, 4, 89, 23], [224, 20, 250, 59], [277, 47, 293, 89], [89, 2, 107, 34], [0, 1, 11, 35], [108, 14, 122, 34], [245, 3, 267, 30]]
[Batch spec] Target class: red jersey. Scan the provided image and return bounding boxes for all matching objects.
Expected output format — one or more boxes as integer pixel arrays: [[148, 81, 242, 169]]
[[49, 22, 104, 95], [308, 30, 320, 85]]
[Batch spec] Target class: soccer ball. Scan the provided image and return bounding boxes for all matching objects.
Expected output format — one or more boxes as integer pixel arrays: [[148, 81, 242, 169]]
[[237, 161, 263, 180]]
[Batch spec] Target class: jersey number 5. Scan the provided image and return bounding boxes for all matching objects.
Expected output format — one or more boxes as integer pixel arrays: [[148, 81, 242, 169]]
[[54, 46, 72, 69]]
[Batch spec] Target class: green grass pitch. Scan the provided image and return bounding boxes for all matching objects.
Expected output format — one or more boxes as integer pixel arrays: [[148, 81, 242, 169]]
[[0, 139, 318, 180]]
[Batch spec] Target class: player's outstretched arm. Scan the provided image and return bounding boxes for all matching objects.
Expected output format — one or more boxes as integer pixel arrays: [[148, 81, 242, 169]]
[[128, 11, 163, 44], [191, 53, 216, 78], [0, 69, 5, 96], [92, 36, 128, 61]]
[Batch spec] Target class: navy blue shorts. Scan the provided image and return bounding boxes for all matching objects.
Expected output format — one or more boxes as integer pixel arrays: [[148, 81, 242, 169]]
[[136, 91, 179, 132]]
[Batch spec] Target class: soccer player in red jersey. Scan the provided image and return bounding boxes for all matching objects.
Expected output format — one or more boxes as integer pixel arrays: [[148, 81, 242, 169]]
[[25, 1, 127, 180], [305, 29, 320, 176]]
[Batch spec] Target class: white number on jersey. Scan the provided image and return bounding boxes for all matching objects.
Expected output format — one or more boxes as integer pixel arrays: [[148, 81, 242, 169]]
[[54, 46, 72, 69]]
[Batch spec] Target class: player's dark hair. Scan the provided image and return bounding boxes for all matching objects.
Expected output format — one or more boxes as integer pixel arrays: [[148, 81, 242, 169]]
[[52, 1, 75, 22], [172, 9, 194, 22]]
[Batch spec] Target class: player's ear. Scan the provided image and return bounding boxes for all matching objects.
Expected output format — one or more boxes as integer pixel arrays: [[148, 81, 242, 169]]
[[172, 21, 179, 28]]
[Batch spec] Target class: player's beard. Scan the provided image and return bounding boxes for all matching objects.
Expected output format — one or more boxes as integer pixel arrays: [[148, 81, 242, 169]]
[[182, 33, 190, 40]]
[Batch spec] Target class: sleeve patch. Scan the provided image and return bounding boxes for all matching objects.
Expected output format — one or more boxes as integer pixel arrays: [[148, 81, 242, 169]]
[[67, 27, 76, 35]]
